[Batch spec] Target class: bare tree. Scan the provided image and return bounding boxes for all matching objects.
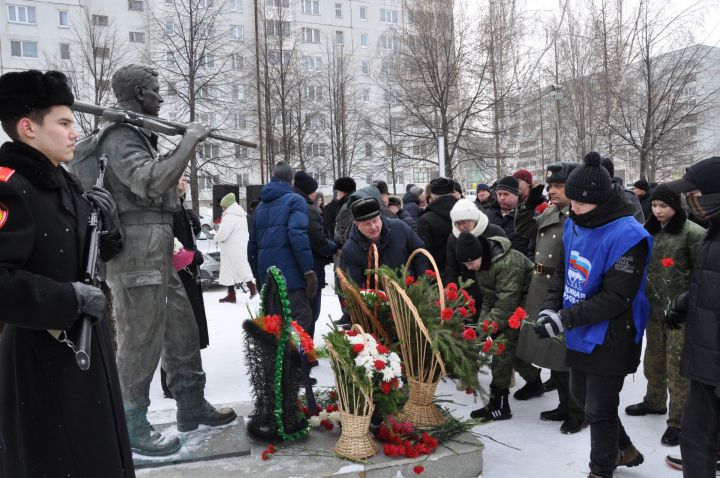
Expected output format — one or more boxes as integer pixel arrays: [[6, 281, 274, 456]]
[[45, 9, 130, 136]]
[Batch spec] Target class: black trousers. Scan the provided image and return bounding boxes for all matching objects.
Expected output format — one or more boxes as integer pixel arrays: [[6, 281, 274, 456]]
[[553, 370, 585, 421], [681, 379, 720, 478], [570, 369, 632, 477]]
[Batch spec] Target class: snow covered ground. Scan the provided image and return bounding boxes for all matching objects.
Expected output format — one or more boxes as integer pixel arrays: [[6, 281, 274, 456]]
[[148, 268, 677, 477]]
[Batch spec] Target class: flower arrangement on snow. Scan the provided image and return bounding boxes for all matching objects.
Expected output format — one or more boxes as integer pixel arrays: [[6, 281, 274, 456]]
[[252, 313, 319, 366]]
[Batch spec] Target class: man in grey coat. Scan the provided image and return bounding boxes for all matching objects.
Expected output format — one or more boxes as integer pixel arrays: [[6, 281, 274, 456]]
[[514, 162, 587, 434]]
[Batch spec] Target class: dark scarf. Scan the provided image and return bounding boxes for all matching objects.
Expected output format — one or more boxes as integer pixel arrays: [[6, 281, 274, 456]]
[[687, 193, 720, 221]]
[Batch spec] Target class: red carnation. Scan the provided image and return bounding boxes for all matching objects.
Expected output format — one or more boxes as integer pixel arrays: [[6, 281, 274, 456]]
[[380, 381, 392, 394], [491, 321, 499, 334], [405, 275, 415, 286], [384, 443, 398, 456], [377, 344, 389, 354], [413, 465, 425, 474], [508, 316, 522, 329], [446, 289, 459, 301], [462, 327, 477, 341], [267, 443, 276, 453], [458, 306, 470, 317], [261, 450, 270, 461], [482, 338, 493, 353], [461, 289, 471, 301], [374, 359, 386, 370], [347, 330, 358, 337], [482, 320, 490, 332], [425, 269, 436, 278], [662, 257, 676, 268], [496, 343, 506, 355], [447, 282, 458, 292], [352, 344, 364, 353], [440, 307, 454, 321]]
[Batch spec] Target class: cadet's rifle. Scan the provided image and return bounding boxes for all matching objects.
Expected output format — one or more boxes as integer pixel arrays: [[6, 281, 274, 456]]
[[72, 100, 257, 149]]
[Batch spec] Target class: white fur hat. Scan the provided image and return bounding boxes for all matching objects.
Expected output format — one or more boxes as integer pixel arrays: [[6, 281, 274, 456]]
[[450, 198, 489, 238]]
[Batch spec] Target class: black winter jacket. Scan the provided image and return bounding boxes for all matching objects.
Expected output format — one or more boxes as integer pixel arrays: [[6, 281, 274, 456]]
[[680, 218, 720, 387], [416, 195, 457, 271], [323, 197, 340, 240], [541, 190, 649, 376], [295, 187, 338, 284], [485, 206, 536, 259]]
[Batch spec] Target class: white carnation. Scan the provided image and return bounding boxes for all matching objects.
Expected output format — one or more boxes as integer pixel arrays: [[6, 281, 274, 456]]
[[328, 411, 341, 423], [309, 416, 321, 427]]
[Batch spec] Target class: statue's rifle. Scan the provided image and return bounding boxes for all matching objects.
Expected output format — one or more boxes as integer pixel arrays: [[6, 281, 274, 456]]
[[72, 100, 257, 149]]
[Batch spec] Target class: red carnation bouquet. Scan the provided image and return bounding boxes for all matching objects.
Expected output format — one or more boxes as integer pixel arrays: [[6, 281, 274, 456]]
[[253, 314, 319, 365]]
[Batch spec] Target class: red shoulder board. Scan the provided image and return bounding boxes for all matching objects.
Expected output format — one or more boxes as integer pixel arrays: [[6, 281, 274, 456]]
[[0, 167, 15, 183]]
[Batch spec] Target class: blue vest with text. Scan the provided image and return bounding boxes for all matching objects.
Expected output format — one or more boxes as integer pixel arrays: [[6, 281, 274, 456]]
[[563, 215, 652, 354]]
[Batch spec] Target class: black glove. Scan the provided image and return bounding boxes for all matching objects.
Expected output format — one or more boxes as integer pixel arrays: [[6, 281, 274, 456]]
[[304, 271, 318, 298], [86, 186, 120, 237], [525, 184, 545, 210], [71, 282, 106, 324], [665, 292, 689, 329], [534, 309, 563, 338], [193, 249, 204, 265]]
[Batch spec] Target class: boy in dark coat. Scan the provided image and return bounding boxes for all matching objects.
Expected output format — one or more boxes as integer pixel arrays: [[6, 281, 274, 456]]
[[416, 177, 458, 270], [0, 70, 134, 477]]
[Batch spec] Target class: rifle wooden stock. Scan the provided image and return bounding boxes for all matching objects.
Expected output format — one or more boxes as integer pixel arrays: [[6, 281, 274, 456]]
[[72, 100, 257, 149]]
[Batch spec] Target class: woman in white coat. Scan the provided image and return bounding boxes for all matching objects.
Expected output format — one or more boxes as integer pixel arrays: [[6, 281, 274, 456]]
[[215, 193, 256, 303]]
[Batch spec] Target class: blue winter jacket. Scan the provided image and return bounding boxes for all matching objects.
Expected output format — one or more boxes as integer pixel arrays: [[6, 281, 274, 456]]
[[340, 215, 429, 286], [248, 178, 314, 290]]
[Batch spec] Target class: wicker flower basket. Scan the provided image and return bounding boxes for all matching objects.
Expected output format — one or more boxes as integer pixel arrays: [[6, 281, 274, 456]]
[[382, 248, 447, 427], [326, 325, 378, 459]]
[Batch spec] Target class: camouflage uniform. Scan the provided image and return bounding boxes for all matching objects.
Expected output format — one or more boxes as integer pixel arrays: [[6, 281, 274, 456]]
[[476, 236, 534, 388], [643, 216, 705, 427]]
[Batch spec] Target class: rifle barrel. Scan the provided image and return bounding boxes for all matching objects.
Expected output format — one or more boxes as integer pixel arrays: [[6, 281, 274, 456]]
[[72, 100, 257, 149]]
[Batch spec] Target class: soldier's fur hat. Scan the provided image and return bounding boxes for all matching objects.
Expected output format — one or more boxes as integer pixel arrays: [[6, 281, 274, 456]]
[[0, 70, 74, 121]]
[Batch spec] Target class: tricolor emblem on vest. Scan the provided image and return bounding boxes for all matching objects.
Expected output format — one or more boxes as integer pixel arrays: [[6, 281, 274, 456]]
[[568, 251, 592, 288]]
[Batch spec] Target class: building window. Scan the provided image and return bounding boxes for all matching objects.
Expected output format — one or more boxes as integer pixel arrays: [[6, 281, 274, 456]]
[[361, 60, 369, 75], [362, 88, 370, 102], [265, 20, 290, 37], [360, 33, 368, 48], [94, 47, 110, 58], [8, 5, 36, 25], [93, 15, 109, 26], [302, 28, 320, 44], [199, 144, 220, 159], [10, 40, 38, 58], [268, 49, 291, 65], [167, 82, 178, 95], [381, 34, 399, 50], [380, 8, 398, 23], [198, 0, 214, 6], [129, 31, 145, 43], [164, 21, 175, 34], [237, 171, 249, 184], [307, 114, 326, 129], [359, 5, 367, 20], [231, 25, 244, 40], [165, 51, 174, 65], [234, 114, 247, 130], [235, 146, 249, 161], [58, 10, 69, 28], [266, 0, 290, 7], [335, 31, 344, 46], [199, 85, 218, 98], [303, 55, 322, 71], [335, 2, 342, 18], [128, 0, 144, 12], [231, 0, 243, 11], [305, 142, 326, 157], [165, 0, 174, 4], [305, 84, 322, 100], [60, 43, 71, 60], [232, 84, 246, 100], [301, 0, 320, 15], [231, 53, 244, 69], [198, 175, 215, 190], [199, 54, 215, 68], [365, 142, 372, 157]]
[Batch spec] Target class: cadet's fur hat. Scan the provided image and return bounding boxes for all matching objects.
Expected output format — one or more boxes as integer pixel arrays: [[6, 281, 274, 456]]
[[429, 177, 454, 195], [334, 176, 356, 193], [0, 70, 74, 121], [351, 197, 381, 221], [387, 195, 403, 208], [545, 162, 580, 184], [373, 180, 389, 195]]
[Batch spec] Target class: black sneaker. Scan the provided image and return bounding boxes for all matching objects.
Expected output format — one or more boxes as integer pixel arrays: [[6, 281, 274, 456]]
[[513, 375, 545, 401], [625, 402, 667, 416], [661, 426, 680, 447], [540, 406, 568, 422], [560, 417, 587, 434]]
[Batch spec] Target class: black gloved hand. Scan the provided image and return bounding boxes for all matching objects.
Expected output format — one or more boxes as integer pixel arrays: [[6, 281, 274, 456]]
[[193, 249, 204, 265], [86, 186, 120, 237], [71, 282, 106, 324], [665, 291, 689, 330], [304, 271, 318, 298], [534, 309, 563, 339], [525, 184, 546, 210]]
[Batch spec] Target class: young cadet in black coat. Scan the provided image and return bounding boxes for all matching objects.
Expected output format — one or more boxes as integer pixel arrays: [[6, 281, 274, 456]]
[[0, 70, 134, 477], [416, 177, 458, 271]]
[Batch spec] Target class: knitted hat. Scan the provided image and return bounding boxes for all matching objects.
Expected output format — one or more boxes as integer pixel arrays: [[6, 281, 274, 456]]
[[387, 195, 403, 208], [666, 157, 720, 195], [601, 157, 615, 178], [373, 180, 389, 195], [496, 176, 520, 196], [450, 199, 489, 238], [453, 180, 463, 194], [476, 183, 491, 193], [334, 176, 356, 193], [545, 162, 580, 184], [272, 161, 294, 183], [565, 152, 613, 204], [0, 70, 74, 121], [351, 197, 381, 221], [649, 184, 682, 212], [294, 171, 318, 195], [220, 192, 236, 209], [633, 179, 650, 192], [406, 185, 424, 200], [429, 177, 454, 195], [513, 169, 533, 185]]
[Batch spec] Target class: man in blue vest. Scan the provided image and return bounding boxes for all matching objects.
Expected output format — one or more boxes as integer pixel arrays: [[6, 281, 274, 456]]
[[534, 152, 652, 478]]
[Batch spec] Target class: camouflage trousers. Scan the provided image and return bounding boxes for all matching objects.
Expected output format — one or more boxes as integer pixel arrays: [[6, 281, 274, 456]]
[[491, 327, 540, 389], [643, 311, 688, 428]]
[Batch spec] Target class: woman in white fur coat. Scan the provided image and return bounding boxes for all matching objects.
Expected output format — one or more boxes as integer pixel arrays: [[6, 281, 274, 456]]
[[215, 193, 256, 303]]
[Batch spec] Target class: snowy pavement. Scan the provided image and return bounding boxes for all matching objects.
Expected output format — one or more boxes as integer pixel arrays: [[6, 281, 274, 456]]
[[147, 272, 677, 477]]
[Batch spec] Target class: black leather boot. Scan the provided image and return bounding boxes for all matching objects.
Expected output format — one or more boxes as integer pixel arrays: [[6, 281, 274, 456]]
[[126, 408, 181, 456], [176, 394, 237, 432]]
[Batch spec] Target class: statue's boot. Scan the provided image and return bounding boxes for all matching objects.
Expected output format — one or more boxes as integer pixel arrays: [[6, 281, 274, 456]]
[[126, 408, 181, 456], [176, 392, 237, 432]]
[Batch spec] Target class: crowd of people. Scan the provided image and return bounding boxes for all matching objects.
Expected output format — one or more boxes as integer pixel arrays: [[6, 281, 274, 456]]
[[1, 67, 719, 478]]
